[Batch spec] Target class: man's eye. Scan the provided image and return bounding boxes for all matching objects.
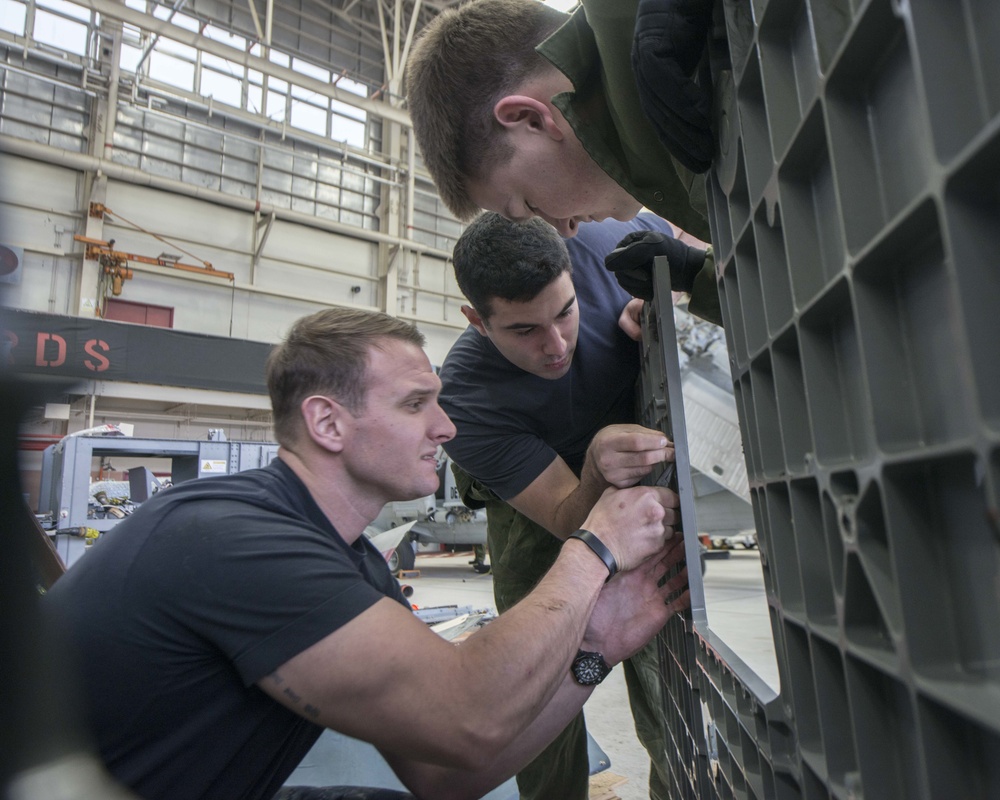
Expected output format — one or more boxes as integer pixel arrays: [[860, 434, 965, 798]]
[[515, 329, 533, 338], [526, 203, 538, 214]]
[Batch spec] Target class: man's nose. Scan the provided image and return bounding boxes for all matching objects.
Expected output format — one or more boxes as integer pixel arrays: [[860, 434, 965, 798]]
[[433, 404, 457, 442], [538, 212, 578, 238], [542, 326, 568, 356]]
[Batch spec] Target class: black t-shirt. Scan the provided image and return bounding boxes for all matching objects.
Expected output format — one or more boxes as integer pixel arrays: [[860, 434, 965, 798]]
[[439, 214, 673, 499], [45, 457, 407, 800]]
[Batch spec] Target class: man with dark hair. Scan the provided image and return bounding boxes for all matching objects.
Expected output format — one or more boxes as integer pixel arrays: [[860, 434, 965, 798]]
[[406, 0, 721, 326], [439, 213, 685, 800], [45, 306, 689, 800]]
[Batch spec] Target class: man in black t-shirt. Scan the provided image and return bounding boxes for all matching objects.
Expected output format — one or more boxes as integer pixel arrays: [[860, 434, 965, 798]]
[[44, 306, 690, 800], [438, 213, 683, 800]]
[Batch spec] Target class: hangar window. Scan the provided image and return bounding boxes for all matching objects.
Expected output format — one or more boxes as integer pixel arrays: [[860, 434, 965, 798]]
[[200, 66, 242, 109], [0, 0, 26, 36], [37, 0, 89, 21], [33, 7, 88, 56]]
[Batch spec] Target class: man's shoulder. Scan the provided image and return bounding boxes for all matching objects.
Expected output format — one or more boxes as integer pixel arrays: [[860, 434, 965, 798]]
[[569, 214, 673, 256], [440, 327, 515, 386], [441, 325, 483, 364], [631, 212, 676, 236], [562, 219, 653, 311]]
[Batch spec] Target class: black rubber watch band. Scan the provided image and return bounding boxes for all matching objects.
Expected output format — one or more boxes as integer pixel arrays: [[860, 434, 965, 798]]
[[568, 529, 618, 582]]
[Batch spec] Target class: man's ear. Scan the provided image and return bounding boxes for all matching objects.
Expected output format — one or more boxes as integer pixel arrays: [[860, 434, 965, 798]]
[[461, 304, 490, 337], [493, 95, 564, 141], [300, 394, 348, 453]]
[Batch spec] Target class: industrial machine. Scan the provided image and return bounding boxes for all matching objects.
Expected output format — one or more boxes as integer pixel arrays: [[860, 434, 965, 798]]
[[36, 433, 486, 573], [36, 432, 279, 567]]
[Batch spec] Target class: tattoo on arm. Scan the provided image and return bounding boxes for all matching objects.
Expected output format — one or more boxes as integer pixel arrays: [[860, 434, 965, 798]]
[[266, 671, 321, 719]]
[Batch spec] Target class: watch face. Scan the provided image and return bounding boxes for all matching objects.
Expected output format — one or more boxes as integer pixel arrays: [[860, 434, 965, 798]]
[[573, 652, 611, 685]]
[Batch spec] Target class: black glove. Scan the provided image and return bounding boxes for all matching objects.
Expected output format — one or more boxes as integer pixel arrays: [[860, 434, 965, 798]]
[[632, 0, 715, 174], [604, 230, 707, 299]]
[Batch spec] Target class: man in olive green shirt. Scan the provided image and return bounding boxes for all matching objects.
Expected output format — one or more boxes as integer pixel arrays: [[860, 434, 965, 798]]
[[406, 0, 722, 326]]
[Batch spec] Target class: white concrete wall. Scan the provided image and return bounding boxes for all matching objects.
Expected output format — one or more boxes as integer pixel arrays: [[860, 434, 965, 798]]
[[0, 158, 83, 315]]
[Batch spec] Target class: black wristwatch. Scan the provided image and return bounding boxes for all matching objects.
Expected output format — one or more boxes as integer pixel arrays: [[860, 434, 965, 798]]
[[571, 649, 613, 686]]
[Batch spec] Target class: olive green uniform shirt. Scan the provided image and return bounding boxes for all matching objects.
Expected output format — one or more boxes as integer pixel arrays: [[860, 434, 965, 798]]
[[538, 1, 723, 326]]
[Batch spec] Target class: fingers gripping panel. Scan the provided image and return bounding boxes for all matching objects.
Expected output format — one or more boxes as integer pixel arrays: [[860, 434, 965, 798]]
[[642, 0, 1000, 797]]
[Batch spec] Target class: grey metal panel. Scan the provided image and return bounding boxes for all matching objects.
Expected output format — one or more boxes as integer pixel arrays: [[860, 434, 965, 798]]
[[316, 162, 343, 185], [219, 175, 254, 198], [185, 115, 235, 158], [316, 182, 341, 205], [12, 96, 54, 126], [291, 154, 318, 178], [643, 0, 1000, 797], [340, 171, 366, 192], [52, 82, 88, 113], [222, 153, 256, 183], [181, 164, 222, 189], [223, 135, 258, 162], [145, 113, 186, 141], [183, 142, 223, 172], [263, 147, 295, 171], [141, 154, 183, 180], [234, 442, 280, 472], [262, 167, 294, 194]]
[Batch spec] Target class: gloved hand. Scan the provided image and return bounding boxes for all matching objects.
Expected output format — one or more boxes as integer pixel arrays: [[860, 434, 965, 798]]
[[632, 0, 715, 174], [604, 230, 707, 299]]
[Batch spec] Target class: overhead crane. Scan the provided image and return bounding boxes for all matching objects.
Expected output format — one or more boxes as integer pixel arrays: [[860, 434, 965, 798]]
[[74, 203, 234, 315]]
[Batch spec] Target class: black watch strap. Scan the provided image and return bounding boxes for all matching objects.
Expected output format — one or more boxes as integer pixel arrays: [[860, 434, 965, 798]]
[[568, 529, 618, 582]]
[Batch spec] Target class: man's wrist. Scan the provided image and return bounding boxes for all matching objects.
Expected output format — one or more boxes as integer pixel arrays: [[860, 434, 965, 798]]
[[571, 649, 613, 685], [581, 443, 615, 493], [568, 529, 618, 582]]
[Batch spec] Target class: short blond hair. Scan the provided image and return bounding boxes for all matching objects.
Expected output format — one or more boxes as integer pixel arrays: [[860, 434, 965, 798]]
[[405, 0, 567, 220], [266, 307, 424, 446]]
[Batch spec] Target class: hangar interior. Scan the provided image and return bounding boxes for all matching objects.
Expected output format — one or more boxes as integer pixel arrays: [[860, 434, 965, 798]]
[[3, 0, 475, 507], [5, 0, 1000, 799]]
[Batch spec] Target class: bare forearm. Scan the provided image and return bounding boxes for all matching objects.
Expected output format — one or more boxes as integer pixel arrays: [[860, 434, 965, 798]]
[[386, 534, 686, 797], [387, 675, 593, 800], [541, 427, 672, 538], [546, 463, 609, 538], [507, 454, 610, 540], [446, 539, 605, 726], [258, 487, 676, 780], [258, 540, 614, 772]]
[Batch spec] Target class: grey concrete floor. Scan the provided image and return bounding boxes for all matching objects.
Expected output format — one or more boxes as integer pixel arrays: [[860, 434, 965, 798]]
[[407, 547, 776, 800]]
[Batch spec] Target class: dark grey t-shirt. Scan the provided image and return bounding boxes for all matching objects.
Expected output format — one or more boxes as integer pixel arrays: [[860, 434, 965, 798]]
[[439, 214, 675, 498], [45, 458, 406, 800]]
